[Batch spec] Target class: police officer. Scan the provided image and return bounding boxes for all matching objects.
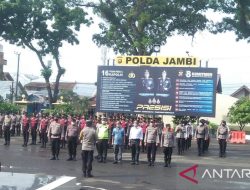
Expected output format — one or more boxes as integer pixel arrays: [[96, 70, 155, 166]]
[[66, 118, 79, 161], [145, 121, 159, 166], [217, 120, 230, 158], [195, 119, 208, 156], [186, 122, 193, 150], [48, 117, 63, 160], [21, 112, 30, 147], [30, 113, 38, 145], [175, 122, 185, 155], [161, 124, 175, 167], [141, 69, 154, 92], [158, 70, 171, 92], [3, 113, 12, 145], [11, 113, 17, 136], [39, 115, 48, 148], [203, 120, 210, 151], [0, 113, 4, 138], [79, 120, 97, 178], [16, 112, 21, 136], [96, 117, 110, 163]]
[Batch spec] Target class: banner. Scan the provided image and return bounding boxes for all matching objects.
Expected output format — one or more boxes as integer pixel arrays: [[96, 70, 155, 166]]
[[115, 56, 199, 67], [96, 66, 217, 117]]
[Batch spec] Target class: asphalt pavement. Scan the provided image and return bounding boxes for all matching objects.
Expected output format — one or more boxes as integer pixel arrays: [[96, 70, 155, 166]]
[[0, 136, 250, 190]]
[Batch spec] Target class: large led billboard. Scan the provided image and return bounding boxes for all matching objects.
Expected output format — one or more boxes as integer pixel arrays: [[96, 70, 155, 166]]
[[96, 66, 217, 117]]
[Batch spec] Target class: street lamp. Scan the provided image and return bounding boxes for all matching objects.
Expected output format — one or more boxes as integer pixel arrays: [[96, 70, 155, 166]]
[[14, 52, 21, 100], [153, 44, 161, 56]]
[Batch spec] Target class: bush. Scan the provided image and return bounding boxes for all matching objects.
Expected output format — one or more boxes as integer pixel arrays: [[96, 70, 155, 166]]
[[42, 104, 84, 116], [0, 102, 20, 113]]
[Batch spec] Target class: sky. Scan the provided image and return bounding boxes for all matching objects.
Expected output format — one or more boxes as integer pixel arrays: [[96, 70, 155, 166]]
[[1, 13, 250, 96]]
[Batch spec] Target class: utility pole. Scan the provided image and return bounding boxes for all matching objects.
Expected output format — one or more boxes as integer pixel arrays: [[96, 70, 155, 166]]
[[14, 52, 21, 100]]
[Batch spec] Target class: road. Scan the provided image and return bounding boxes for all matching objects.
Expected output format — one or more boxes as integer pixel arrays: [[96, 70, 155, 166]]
[[0, 136, 250, 190]]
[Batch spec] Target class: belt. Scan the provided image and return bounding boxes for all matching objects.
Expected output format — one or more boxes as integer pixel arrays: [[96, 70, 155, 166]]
[[52, 134, 60, 136]]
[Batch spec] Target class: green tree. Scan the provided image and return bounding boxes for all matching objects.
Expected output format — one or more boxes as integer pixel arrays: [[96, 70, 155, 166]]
[[227, 98, 250, 131], [58, 90, 90, 114], [0, 0, 91, 105], [211, 0, 250, 41], [73, 0, 212, 55]]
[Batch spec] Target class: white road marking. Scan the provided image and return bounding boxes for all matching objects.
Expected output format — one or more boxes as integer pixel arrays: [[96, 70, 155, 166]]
[[36, 176, 75, 190], [81, 186, 108, 190]]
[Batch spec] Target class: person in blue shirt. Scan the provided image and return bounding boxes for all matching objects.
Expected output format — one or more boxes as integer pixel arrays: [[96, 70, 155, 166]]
[[112, 121, 125, 164]]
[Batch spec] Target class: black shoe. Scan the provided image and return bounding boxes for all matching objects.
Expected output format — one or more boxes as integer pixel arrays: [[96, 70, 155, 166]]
[[72, 157, 77, 161], [113, 161, 118, 164], [164, 163, 168, 167], [67, 157, 73, 161], [4, 143, 7, 145], [83, 172, 86, 177], [87, 173, 94, 178], [148, 162, 151, 166], [50, 157, 56, 160], [151, 162, 155, 166], [56, 157, 59, 160], [98, 159, 103, 163], [131, 162, 135, 165], [135, 162, 139, 165]]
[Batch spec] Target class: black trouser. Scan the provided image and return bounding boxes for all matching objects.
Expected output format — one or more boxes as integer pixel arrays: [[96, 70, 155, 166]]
[[147, 142, 157, 163], [41, 130, 47, 148], [163, 147, 173, 165], [68, 136, 78, 159], [125, 135, 129, 149], [82, 150, 93, 174], [16, 124, 21, 136], [176, 138, 184, 155], [60, 126, 67, 148], [188, 135, 192, 149], [114, 144, 123, 162], [197, 138, 205, 156], [11, 124, 16, 136], [131, 139, 140, 163], [142, 133, 145, 152], [23, 129, 29, 146], [51, 138, 60, 158], [219, 139, 227, 157], [98, 139, 108, 161], [31, 128, 37, 144], [0, 125, 3, 138], [204, 139, 209, 151], [4, 127, 11, 145]]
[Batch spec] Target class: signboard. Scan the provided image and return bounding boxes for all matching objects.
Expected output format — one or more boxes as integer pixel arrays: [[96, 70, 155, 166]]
[[96, 66, 217, 117], [115, 56, 199, 67]]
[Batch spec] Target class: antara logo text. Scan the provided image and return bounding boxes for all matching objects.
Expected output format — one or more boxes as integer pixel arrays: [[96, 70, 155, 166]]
[[179, 165, 250, 184]]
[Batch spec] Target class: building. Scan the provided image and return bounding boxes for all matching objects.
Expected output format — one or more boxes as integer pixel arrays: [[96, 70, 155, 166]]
[[24, 82, 96, 98], [231, 85, 250, 99], [0, 44, 26, 102]]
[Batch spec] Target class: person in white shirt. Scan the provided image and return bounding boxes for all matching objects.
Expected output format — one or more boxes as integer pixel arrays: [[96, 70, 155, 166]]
[[129, 120, 143, 165]]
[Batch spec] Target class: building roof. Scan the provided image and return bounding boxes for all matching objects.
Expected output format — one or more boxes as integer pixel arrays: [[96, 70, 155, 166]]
[[25, 82, 96, 98], [231, 85, 250, 97]]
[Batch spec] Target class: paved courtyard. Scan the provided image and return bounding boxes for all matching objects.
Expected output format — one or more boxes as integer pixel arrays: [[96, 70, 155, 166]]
[[0, 136, 250, 190]]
